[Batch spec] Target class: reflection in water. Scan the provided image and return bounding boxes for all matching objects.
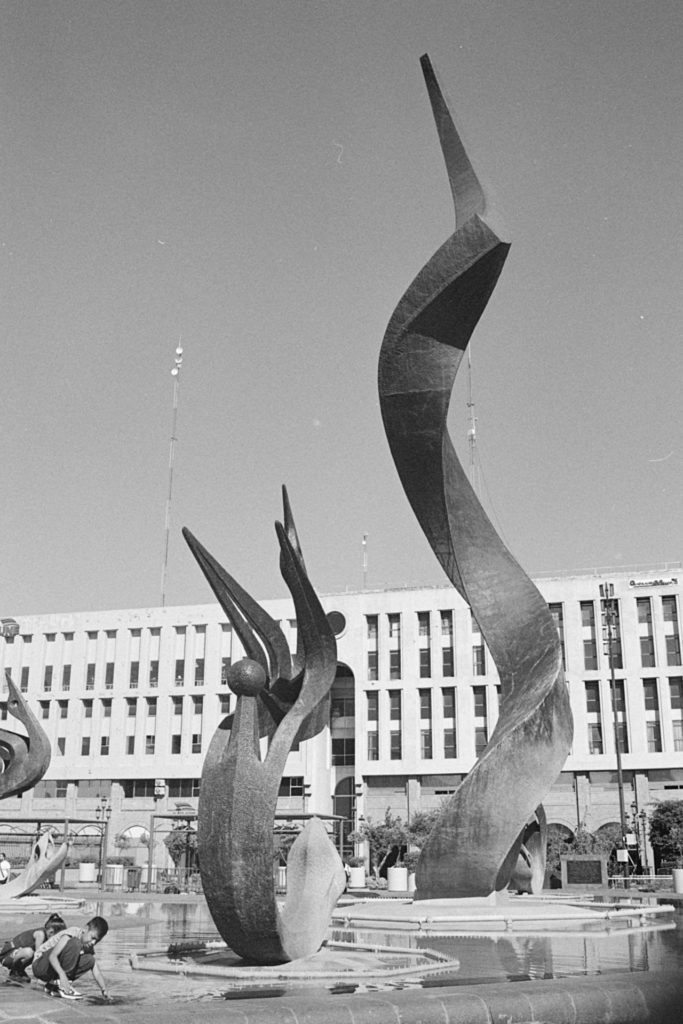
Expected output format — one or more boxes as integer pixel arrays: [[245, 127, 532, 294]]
[[71, 900, 683, 1003]]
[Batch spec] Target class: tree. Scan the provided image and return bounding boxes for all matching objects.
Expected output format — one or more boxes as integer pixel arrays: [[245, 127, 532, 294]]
[[163, 824, 198, 869], [348, 809, 409, 878], [649, 800, 683, 867]]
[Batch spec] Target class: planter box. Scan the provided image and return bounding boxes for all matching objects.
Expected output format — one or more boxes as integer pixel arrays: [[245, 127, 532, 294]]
[[348, 866, 366, 888], [78, 862, 97, 884], [387, 866, 408, 892]]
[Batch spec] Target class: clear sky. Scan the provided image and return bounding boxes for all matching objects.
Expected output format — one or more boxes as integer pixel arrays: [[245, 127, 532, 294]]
[[2, 0, 682, 616]]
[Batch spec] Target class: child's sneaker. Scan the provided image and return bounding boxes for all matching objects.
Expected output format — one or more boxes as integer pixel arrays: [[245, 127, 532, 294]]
[[58, 983, 83, 1000]]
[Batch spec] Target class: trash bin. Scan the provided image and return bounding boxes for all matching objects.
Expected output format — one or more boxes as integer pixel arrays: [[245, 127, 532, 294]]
[[105, 863, 124, 889], [127, 866, 142, 892]]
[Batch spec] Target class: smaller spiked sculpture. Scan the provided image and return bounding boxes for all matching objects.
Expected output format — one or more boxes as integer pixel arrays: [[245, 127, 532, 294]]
[[184, 488, 346, 964], [0, 671, 69, 898]]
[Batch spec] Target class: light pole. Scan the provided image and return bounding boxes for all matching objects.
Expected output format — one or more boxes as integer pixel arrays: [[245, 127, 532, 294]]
[[95, 796, 112, 892], [600, 582, 629, 887]]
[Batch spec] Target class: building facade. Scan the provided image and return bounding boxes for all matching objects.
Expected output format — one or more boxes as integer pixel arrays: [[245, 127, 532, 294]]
[[1, 563, 682, 872]]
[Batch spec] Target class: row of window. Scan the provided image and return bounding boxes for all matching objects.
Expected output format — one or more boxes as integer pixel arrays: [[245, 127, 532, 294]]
[[585, 677, 683, 754], [31, 778, 201, 800], [364, 596, 681, 681], [6, 656, 235, 695]]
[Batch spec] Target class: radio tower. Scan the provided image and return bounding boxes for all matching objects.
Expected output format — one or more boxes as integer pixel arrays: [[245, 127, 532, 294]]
[[161, 341, 184, 607], [466, 348, 482, 497]]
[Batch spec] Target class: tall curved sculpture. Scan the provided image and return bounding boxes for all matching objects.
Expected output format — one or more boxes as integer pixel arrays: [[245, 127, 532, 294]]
[[184, 488, 346, 964], [378, 55, 573, 899], [0, 671, 51, 800], [0, 671, 68, 899]]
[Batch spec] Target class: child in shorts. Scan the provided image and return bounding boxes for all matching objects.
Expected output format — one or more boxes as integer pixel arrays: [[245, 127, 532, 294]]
[[0, 913, 65, 982], [31, 915, 109, 1000]]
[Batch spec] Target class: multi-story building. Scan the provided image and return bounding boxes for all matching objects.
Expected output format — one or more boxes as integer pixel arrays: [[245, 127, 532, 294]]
[[1, 563, 681, 871]]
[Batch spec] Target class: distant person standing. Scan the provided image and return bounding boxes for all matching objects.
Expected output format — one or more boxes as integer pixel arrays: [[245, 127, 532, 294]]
[[0, 853, 10, 885]]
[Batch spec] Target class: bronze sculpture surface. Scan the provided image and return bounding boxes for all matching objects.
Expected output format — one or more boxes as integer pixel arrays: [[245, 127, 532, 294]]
[[184, 488, 345, 964], [0, 671, 69, 898], [378, 55, 573, 898]]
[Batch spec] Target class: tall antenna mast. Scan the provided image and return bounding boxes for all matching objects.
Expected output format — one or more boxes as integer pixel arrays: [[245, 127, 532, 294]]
[[466, 348, 481, 497], [161, 340, 184, 607], [362, 533, 368, 590]]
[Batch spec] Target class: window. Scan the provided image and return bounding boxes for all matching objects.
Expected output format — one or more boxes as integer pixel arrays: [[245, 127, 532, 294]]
[[195, 658, 205, 684], [147, 697, 157, 716], [171, 735, 182, 754], [279, 777, 304, 797], [637, 598, 652, 624], [86, 663, 96, 690], [440, 610, 453, 638], [100, 736, 110, 755], [126, 698, 137, 717], [102, 698, 112, 718], [167, 778, 201, 798], [647, 721, 662, 753], [105, 662, 114, 689], [145, 735, 156, 754], [442, 647, 454, 676], [580, 601, 598, 670], [610, 680, 625, 713], [219, 694, 231, 715], [173, 697, 183, 715], [548, 603, 566, 670], [643, 679, 659, 711], [56, 737, 65, 755], [389, 690, 402, 759], [583, 639, 598, 671], [20, 667, 29, 692], [149, 660, 159, 686], [666, 636, 682, 667], [44, 665, 53, 691], [673, 720, 683, 753], [58, 700, 68, 719], [81, 737, 90, 756], [367, 732, 379, 760], [389, 649, 401, 679], [331, 695, 355, 719], [585, 681, 601, 713], [331, 738, 355, 765], [588, 724, 603, 755], [192, 734, 202, 754], [366, 692, 378, 721], [640, 637, 656, 668], [473, 686, 487, 718], [122, 779, 157, 798], [663, 595, 679, 622], [388, 614, 401, 639], [367, 651, 378, 680], [419, 648, 431, 678], [419, 689, 433, 759], [61, 665, 71, 691], [40, 700, 49, 719], [474, 726, 488, 755], [472, 645, 486, 676], [175, 659, 185, 685], [221, 657, 231, 684], [130, 662, 139, 688], [83, 699, 93, 718], [126, 735, 135, 755], [442, 686, 457, 759], [77, 779, 111, 798], [670, 678, 683, 710]]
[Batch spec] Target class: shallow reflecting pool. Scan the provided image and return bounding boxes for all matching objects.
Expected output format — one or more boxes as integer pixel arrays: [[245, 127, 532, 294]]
[[6, 897, 683, 1005]]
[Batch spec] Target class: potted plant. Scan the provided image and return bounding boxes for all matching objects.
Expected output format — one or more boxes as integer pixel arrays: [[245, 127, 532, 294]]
[[348, 808, 410, 891], [346, 855, 366, 888]]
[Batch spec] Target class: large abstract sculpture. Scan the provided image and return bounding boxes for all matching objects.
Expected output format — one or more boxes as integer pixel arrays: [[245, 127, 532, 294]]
[[0, 670, 69, 897], [184, 488, 346, 964], [0, 671, 50, 799], [378, 55, 573, 899]]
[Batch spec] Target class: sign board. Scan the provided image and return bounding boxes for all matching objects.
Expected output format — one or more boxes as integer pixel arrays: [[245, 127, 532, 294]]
[[154, 779, 166, 797], [561, 855, 608, 888]]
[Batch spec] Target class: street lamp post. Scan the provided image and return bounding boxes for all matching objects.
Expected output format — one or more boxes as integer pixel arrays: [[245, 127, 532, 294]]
[[95, 796, 112, 892], [600, 582, 629, 887]]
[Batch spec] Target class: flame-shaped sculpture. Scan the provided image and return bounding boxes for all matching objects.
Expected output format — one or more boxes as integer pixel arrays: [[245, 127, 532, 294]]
[[378, 55, 573, 898], [184, 487, 346, 963], [0, 671, 51, 800], [0, 671, 68, 900]]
